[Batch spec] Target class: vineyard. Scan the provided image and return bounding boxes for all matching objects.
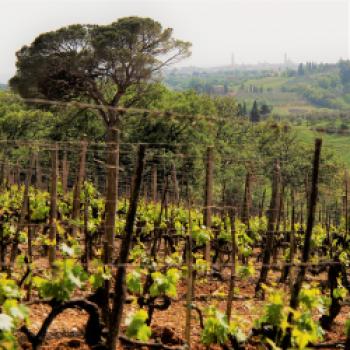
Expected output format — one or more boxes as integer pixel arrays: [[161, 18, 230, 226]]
[[0, 135, 349, 350], [1, 12, 350, 350]]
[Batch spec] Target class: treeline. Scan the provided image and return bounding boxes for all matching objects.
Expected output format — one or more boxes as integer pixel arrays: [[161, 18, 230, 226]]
[[237, 100, 272, 122], [164, 69, 277, 95]]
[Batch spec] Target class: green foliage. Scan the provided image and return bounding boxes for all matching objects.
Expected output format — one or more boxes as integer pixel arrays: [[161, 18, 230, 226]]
[[193, 257, 209, 274], [2, 299, 28, 327], [237, 261, 256, 279], [129, 244, 148, 265], [250, 100, 260, 123], [0, 92, 54, 140], [191, 224, 212, 245], [0, 275, 28, 349], [332, 279, 348, 300], [126, 269, 144, 295], [311, 224, 327, 249], [149, 268, 180, 298], [30, 190, 50, 221], [339, 60, 350, 91], [125, 309, 151, 341], [201, 306, 244, 345], [88, 260, 112, 290], [164, 252, 183, 266], [33, 259, 88, 302], [0, 313, 17, 349], [257, 286, 286, 329], [0, 185, 23, 215], [0, 275, 22, 304], [256, 285, 325, 350]]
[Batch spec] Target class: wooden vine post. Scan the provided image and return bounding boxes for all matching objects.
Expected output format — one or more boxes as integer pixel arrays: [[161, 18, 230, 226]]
[[61, 149, 69, 194], [14, 161, 20, 185], [71, 138, 88, 236], [49, 143, 58, 266], [150, 176, 169, 259], [9, 153, 34, 274], [259, 188, 266, 218], [104, 128, 119, 264], [226, 208, 236, 322], [289, 188, 296, 285], [0, 156, 4, 186], [289, 138, 322, 309], [255, 159, 280, 297], [151, 163, 157, 202], [184, 195, 194, 348], [345, 170, 349, 238], [83, 183, 90, 271], [33, 151, 43, 189], [107, 144, 146, 350], [171, 161, 180, 205], [281, 139, 322, 349], [204, 146, 214, 262], [280, 188, 296, 284], [2, 158, 8, 187], [100, 128, 120, 326], [241, 171, 251, 227]]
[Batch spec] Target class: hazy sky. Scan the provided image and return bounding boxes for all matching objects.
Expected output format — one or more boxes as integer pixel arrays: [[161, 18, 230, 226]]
[[1, 0, 349, 82]]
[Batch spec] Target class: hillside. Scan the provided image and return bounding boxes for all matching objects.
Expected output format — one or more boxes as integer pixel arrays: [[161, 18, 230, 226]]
[[164, 62, 350, 116]]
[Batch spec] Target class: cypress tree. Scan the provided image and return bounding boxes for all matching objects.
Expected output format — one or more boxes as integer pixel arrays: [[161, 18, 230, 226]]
[[250, 100, 260, 123]]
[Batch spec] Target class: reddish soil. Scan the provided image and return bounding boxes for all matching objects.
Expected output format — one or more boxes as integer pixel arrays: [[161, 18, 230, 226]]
[[17, 265, 350, 349]]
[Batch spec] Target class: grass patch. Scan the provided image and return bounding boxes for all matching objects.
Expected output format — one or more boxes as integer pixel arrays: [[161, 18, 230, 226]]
[[295, 125, 350, 167]]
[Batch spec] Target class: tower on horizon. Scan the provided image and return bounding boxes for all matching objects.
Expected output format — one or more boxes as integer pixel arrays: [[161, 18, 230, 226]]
[[284, 52, 293, 66], [231, 53, 235, 67]]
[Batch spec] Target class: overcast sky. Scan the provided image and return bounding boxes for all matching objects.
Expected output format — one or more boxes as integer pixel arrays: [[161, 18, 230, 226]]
[[1, 0, 349, 82]]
